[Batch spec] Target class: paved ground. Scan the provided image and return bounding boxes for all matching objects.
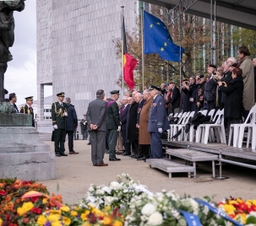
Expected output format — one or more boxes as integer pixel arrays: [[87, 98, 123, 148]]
[[39, 134, 256, 205]]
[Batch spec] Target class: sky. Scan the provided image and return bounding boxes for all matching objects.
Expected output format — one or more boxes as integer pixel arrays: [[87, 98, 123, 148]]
[[4, 0, 52, 105]]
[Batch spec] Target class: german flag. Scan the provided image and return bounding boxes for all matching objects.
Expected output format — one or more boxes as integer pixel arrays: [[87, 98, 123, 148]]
[[122, 15, 138, 90]]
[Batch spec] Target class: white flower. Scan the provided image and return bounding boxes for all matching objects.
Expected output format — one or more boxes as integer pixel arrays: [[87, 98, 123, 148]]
[[105, 196, 116, 205], [248, 211, 256, 217], [102, 186, 111, 194], [190, 198, 199, 210], [110, 181, 122, 190], [202, 205, 209, 215], [88, 186, 94, 192], [141, 203, 156, 216], [135, 185, 153, 196], [147, 212, 163, 225], [87, 195, 96, 204]]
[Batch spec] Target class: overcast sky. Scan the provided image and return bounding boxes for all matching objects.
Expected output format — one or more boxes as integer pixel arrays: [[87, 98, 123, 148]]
[[5, 0, 51, 105]]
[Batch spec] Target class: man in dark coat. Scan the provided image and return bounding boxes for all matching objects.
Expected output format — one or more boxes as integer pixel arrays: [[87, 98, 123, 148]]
[[148, 85, 170, 158], [127, 91, 139, 158], [106, 90, 121, 161], [86, 89, 107, 166], [51, 92, 68, 157], [204, 64, 217, 111], [80, 114, 88, 140], [20, 96, 35, 126], [9, 92, 19, 113], [120, 96, 130, 155], [166, 82, 180, 115], [65, 97, 78, 154]]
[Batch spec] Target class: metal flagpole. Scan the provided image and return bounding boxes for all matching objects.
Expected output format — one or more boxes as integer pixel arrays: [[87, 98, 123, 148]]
[[121, 6, 124, 94], [141, 7, 145, 90]]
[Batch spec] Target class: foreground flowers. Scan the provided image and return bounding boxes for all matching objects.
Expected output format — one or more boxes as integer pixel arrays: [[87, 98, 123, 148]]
[[1, 175, 256, 225]]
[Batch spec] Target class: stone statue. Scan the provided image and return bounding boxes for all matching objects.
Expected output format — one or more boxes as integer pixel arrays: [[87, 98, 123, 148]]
[[0, 0, 25, 102]]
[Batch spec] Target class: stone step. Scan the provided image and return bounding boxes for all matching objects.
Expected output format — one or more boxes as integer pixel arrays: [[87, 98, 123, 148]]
[[146, 158, 195, 178]]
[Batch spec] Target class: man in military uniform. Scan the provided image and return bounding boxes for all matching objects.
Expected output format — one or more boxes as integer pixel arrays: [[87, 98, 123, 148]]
[[106, 90, 121, 161], [148, 85, 170, 158], [20, 96, 34, 126], [51, 92, 68, 157]]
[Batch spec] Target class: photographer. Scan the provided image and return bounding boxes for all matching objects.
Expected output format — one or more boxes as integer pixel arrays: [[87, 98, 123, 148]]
[[217, 68, 244, 143]]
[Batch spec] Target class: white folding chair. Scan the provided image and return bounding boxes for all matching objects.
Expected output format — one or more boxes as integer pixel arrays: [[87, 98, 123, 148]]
[[169, 112, 187, 140], [196, 109, 226, 144]]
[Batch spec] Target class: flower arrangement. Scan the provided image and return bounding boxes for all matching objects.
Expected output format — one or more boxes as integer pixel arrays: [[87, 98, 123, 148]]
[[218, 197, 256, 225], [1, 175, 256, 226]]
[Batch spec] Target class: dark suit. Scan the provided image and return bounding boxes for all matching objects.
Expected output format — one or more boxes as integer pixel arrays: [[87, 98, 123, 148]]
[[10, 103, 19, 113], [86, 98, 107, 165], [204, 76, 217, 111], [66, 103, 78, 153], [127, 101, 139, 155], [120, 104, 130, 154], [148, 94, 170, 158], [51, 102, 68, 155], [106, 99, 120, 159], [166, 86, 180, 115], [20, 104, 34, 126]]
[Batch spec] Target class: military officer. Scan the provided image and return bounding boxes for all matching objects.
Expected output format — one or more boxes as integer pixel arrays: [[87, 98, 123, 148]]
[[20, 96, 34, 126], [148, 85, 170, 158], [106, 90, 121, 161], [51, 92, 68, 157]]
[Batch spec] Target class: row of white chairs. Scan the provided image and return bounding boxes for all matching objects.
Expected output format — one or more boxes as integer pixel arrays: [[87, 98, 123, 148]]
[[167, 104, 256, 149], [167, 108, 226, 145]]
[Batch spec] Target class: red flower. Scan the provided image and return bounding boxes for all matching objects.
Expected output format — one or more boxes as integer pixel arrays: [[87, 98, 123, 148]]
[[0, 190, 7, 196], [31, 196, 39, 203], [31, 207, 41, 214]]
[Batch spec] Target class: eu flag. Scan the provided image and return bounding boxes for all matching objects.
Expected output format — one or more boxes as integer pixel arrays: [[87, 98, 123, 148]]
[[144, 11, 184, 62]]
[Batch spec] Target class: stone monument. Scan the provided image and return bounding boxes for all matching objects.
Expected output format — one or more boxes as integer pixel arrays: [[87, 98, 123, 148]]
[[0, 0, 55, 180]]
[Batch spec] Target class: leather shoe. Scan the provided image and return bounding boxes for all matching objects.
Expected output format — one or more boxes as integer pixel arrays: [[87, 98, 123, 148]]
[[55, 153, 61, 157], [87, 143, 91, 145], [123, 152, 131, 156], [109, 158, 121, 161], [60, 153, 68, 156], [130, 154, 137, 158], [137, 157, 146, 161], [70, 151, 79, 154], [95, 163, 108, 166]]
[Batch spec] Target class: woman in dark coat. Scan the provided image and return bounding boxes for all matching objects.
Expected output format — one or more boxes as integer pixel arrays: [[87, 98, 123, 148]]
[[218, 67, 244, 140]]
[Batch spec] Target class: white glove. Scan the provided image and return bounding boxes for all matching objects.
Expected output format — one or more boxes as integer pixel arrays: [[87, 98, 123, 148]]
[[117, 126, 121, 131], [158, 128, 163, 133], [64, 112, 68, 116], [53, 124, 58, 130]]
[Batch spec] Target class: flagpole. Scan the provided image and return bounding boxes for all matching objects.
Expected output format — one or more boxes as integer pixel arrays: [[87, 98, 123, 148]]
[[141, 7, 145, 90], [121, 6, 124, 94]]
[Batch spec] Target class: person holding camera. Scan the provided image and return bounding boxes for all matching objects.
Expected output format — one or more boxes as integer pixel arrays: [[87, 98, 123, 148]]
[[217, 67, 244, 143]]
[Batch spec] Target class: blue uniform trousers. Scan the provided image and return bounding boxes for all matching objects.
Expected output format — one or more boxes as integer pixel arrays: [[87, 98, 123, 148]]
[[150, 132, 163, 158]]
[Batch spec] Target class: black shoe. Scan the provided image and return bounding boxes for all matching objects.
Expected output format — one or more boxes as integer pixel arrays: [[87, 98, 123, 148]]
[[137, 157, 146, 161], [109, 158, 121, 161], [130, 154, 137, 158], [87, 143, 91, 145], [123, 152, 131, 156], [60, 153, 68, 156], [55, 153, 61, 157], [105, 149, 109, 154]]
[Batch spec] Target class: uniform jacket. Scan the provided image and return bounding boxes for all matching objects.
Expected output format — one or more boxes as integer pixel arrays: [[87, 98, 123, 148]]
[[127, 101, 139, 141], [204, 76, 217, 102], [148, 94, 170, 132], [120, 104, 129, 131], [239, 56, 255, 110], [139, 96, 153, 145], [66, 103, 78, 131], [86, 98, 106, 132], [20, 104, 34, 126], [51, 102, 68, 129], [219, 76, 244, 119], [106, 99, 120, 130]]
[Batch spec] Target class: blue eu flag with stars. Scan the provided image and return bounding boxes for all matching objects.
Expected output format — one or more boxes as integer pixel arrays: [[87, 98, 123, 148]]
[[144, 11, 184, 62]]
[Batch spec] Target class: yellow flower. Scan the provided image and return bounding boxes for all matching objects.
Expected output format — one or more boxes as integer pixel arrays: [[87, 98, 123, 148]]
[[223, 204, 236, 215], [71, 210, 78, 217], [50, 209, 61, 215], [113, 220, 123, 226], [105, 206, 111, 212], [236, 198, 243, 203], [48, 214, 60, 222], [81, 213, 88, 221], [37, 215, 47, 225], [60, 206, 70, 212], [82, 222, 91, 226], [42, 198, 48, 204], [0, 218, 3, 226], [234, 213, 246, 224], [17, 202, 34, 216], [62, 216, 71, 225], [228, 200, 238, 205], [52, 222, 62, 226], [104, 216, 112, 225]]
